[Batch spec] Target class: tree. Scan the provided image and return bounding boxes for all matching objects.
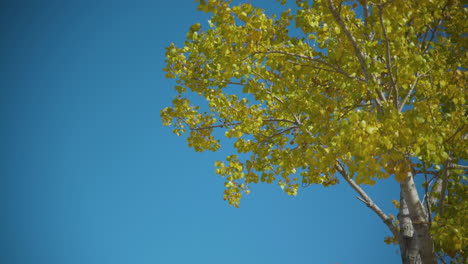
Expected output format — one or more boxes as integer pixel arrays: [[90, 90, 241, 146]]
[[161, 0, 467, 263]]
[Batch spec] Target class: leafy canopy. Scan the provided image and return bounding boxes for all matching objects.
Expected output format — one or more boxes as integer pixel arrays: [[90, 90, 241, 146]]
[[162, 0, 467, 259]]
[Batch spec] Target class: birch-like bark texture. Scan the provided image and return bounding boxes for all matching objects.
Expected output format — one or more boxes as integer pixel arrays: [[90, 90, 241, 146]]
[[400, 172, 437, 264], [398, 193, 421, 264]]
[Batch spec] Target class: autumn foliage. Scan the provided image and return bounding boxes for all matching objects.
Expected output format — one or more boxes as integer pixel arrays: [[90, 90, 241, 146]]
[[162, 0, 467, 262]]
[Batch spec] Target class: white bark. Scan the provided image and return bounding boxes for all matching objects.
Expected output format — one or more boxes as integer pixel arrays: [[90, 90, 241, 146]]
[[398, 192, 421, 264], [336, 160, 437, 263], [400, 172, 437, 264]]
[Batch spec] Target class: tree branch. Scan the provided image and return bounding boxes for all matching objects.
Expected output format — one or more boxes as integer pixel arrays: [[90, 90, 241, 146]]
[[326, 0, 370, 81], [326, 0, 385, 108], [437, 161, 450, 216], [362, 2, 370, 40], [261, 126, 297, 143], [423, 163, 432, 223], [257, 48, 384, 112], [414, 169, 438, 175], [422, 19, 443, 53], [398, 73, 423, 112], [449, 163, 468, 170], [378, 4, 398, 107], [436, 252, 448, 264], [191, 78, 245, 86], [421, 0, 451, 53], [286, 59, 365, 82], [190, 122, 242, 131], [263, 118, 298, 125], [189, 118, 296, 131], [444, 124, 466, 143], [420, 26, 430, 52], [429, 177, 443, 205], [334, 161, 400, 240], [259, 50, 365, 82]]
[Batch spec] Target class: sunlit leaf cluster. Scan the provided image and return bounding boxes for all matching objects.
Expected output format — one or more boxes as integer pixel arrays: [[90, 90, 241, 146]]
[[162, 0, 467, 259]]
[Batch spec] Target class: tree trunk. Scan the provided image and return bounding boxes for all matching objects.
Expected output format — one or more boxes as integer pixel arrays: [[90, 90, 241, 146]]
[[398, 191, 422, 264], [399, 172, 437, 264]]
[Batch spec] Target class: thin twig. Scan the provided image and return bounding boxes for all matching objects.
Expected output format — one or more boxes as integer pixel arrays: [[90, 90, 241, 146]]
[[260, 126, 297, 143], [261, 50, 364, 82], [422, 0, 450, 53], [189, 118, 296, 131], [414, 170, 438, 175], [263, 118, 297, 124], [422, 19, 443, 53], [338, 103, 373, 119], [190, 122, 242, 131], [356, 196, 368, 205], [423, 163, 432, 222], [444, 125, 466, 143], [436, 252, 448, 264], [398, 73, 422, 112], [191, 78, 245, 86], [420, 26, 430, 51], [286, 60, 365, 82]]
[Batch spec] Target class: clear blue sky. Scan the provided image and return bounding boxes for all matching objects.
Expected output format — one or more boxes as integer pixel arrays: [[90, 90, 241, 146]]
[[2, 1, 402, 263]]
